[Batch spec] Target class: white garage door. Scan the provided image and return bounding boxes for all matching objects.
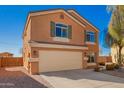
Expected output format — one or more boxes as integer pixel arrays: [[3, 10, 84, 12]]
[[39, 50, 83, 72]]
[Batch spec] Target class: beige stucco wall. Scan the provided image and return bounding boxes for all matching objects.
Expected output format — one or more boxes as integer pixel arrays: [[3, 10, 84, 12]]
[[29, 62, 39, 74], [23, 19, 31, 69], [30, 11, 99, 56], [31, 12, 85, 45]]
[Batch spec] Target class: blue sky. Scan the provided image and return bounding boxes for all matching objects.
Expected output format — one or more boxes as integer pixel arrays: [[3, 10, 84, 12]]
[[0, 5, 111, 56]]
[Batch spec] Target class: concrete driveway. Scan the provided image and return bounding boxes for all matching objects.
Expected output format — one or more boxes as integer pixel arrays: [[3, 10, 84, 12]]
[[40, 69, 124, 88]]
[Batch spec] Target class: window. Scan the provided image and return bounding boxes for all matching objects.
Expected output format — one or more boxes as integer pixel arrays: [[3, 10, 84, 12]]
[[86, 31, 95, 42], [55, 23, 68, 38], [87, 53, 95, 63]]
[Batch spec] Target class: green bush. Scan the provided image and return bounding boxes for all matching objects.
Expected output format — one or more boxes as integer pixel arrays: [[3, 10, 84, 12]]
[[106, 64, 114, 70]]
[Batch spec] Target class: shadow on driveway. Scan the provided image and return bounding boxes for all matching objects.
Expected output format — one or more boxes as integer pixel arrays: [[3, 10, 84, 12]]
[[0, 67, 47, 88]]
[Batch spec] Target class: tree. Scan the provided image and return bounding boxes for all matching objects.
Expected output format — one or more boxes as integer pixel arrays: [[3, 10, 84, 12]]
[[106, 5, 124, 67]]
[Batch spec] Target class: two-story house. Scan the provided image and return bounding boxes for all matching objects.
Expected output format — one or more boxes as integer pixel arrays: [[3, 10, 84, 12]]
[[23, 9, 99, 74]]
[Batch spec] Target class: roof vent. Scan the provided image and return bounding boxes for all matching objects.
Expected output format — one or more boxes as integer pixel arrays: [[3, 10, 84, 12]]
[[60, 13, 64, 19]]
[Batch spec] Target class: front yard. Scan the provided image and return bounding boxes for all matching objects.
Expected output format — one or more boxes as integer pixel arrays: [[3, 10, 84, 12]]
[[0, 67, 48, 88], [1, 66, 124, 88]]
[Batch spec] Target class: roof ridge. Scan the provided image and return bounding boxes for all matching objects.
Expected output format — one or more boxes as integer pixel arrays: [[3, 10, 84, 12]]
[[67, 10, 99, 31], [23, 9, 86, 37]]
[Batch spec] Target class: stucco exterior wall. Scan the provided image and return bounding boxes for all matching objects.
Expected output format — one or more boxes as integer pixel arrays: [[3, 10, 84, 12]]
[[31, 12, 85, 45], [23, 19, 31, 69], [30, 11, 99, 56], [68, 10, 99, 53], [30, 47, 84, 58], [29, 62, 39, 74]]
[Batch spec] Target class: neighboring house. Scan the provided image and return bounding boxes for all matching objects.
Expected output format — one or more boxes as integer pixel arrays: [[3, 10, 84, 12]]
[[0, 52, 13, 58], [23, 9, 99, 74]]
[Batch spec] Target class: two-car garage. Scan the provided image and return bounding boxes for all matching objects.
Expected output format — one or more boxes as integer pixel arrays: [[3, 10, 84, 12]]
[[39, 50, 83, 73]]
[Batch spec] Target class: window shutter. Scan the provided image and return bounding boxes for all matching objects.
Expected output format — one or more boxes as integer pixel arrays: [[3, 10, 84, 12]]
[[68, 25, 72, 39], [50, 21, 55, 37]]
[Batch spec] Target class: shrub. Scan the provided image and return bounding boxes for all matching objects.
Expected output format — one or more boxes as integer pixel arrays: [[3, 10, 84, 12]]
[[114, 63, 120, 69], [106, 63, 114, 70], [98, 62, 105, 66]]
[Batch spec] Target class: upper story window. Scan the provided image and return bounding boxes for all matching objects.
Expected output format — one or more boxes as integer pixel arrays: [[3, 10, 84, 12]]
[[55, 23, 68, 38], [50, 21, 72, 39], [86, 31, 95, 42]]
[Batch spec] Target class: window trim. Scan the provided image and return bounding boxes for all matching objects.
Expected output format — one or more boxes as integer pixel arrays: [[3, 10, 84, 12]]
[[55, 22, 69, 38], [53, 37, 70, 42], [86, 31, 95, 43]]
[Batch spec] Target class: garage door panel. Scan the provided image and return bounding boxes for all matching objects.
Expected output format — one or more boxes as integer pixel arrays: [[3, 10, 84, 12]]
[[39, 50, 82, 72]]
